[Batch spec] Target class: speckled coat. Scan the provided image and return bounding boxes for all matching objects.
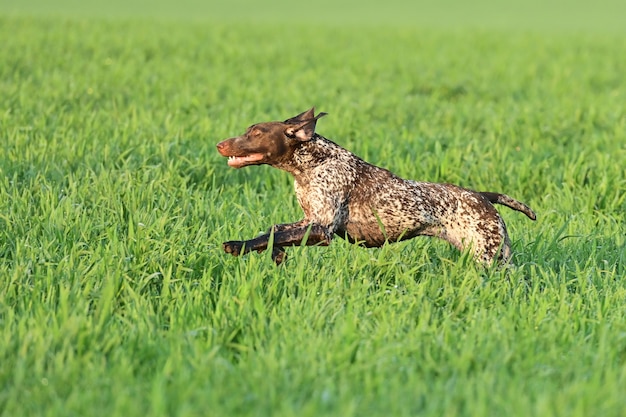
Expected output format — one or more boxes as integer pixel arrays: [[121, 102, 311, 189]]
[[216, 108, 536, 265]]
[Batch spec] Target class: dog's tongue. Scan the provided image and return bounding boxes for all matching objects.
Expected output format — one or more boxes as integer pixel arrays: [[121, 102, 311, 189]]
[[227, 153, 264, 168]]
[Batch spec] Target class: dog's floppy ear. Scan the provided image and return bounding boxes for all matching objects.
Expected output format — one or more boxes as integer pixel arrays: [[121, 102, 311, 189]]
[[284, 107, 315, 124], [285, 111, 327, 142]]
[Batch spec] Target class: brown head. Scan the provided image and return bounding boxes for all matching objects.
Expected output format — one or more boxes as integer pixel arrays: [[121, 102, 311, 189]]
[[216, 108, 327, 168]]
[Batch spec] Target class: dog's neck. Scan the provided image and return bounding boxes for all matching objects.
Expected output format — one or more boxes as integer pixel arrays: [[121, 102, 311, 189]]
[[273, 134, 355, 176]]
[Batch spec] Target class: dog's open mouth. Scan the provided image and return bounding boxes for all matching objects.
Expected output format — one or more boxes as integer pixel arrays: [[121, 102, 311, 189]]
[[226, 153, 264, 168]]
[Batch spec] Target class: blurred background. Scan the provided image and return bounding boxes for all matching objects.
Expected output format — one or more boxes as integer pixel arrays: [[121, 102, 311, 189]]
[[1, 0, 626, 32]]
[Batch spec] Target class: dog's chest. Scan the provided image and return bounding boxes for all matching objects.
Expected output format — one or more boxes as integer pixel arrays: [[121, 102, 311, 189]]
[[293, 175, 339, 216], [292, 164, 355, 224]]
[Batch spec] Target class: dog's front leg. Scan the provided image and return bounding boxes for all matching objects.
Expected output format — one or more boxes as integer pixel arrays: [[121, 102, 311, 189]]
[[222, 238, 286, 265], [270, 223, 333, 248], [270, 246, 287, 265], [223, 222, 332, 264], [267, 220, 309, 234], [222, 220, 307, 257], [266, 220, 309, 265]]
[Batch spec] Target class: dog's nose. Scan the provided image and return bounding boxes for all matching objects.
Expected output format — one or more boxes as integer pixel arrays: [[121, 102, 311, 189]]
[[216, 141, 227, 154], [216, 140, 232, 156]]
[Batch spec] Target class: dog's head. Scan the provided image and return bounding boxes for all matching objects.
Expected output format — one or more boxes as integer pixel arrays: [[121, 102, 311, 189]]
[[216, 108, 327, 168]]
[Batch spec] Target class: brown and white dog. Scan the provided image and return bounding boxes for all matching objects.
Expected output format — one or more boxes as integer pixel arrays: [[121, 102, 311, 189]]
[[217, 108, 536, 265]]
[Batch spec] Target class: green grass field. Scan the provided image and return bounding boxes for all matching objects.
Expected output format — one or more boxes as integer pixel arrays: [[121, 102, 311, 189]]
[[1, 1, 625, 416]]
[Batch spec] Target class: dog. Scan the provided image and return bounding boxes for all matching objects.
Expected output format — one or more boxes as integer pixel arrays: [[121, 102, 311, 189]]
[[216, 108, 536, 265]]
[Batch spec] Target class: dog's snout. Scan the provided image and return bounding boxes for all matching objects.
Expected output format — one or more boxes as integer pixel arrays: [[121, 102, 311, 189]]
[[216, 140, 229, 156]]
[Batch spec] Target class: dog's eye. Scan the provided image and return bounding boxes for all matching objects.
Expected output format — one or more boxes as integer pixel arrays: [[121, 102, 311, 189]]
[[285, 130, 296, 139]]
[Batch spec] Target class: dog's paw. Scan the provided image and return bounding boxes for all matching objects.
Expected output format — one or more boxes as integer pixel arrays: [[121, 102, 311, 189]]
[[271, 246, 287, 266], [223, 241, 244, 257]]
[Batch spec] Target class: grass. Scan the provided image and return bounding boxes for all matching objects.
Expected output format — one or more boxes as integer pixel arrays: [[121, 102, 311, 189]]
[[1, 1, 626, 416]]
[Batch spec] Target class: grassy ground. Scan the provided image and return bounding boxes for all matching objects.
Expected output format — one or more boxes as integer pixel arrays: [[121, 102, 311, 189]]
[[1, 1, 625, 416]]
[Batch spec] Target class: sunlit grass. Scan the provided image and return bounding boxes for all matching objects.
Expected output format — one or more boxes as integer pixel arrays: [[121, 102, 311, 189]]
[[0, 4, 625, 416]]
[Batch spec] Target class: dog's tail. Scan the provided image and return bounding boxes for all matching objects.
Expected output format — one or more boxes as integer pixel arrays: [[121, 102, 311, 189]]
[[480, 192, 537, 220]]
